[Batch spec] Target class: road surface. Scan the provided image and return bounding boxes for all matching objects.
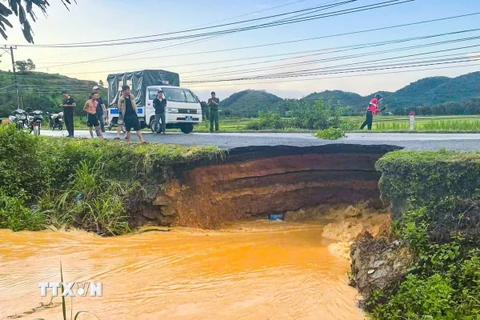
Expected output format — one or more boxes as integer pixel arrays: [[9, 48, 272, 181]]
[[40, 130, 480, 151]]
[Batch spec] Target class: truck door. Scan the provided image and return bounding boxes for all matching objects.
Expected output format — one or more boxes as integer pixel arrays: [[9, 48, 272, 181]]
[[146, 88, 158, 126]]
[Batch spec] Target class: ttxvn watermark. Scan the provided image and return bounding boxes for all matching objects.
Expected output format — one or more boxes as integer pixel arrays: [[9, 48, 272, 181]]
[[39, 282, 103, 297]]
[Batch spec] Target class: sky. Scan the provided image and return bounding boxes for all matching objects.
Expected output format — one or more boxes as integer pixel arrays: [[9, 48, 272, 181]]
[[0, 0, 479, 101]]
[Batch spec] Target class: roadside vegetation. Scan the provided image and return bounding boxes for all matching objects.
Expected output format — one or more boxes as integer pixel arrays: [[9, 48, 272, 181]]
[[363, 150, 480, 319], [0, 124, 224, 235], [72, 113, 480, 133]]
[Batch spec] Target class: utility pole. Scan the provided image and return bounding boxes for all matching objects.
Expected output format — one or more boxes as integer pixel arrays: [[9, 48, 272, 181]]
[[9, 46, 20, 109], [2, 45, 20, 109]]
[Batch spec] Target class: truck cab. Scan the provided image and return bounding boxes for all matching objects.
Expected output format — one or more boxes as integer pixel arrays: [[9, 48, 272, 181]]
[[145, 85, 202, 134]]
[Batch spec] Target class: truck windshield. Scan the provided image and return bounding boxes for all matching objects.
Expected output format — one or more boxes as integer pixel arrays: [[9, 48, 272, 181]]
[[162, 88, 198, 103]]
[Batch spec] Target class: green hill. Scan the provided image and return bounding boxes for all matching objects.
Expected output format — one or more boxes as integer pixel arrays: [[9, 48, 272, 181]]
[[0, 71, 105, 117], [304, 90, 365, 108], [219, 90, 283, 117], [306, 72, 480, 113], [1, 70, 479, 119]]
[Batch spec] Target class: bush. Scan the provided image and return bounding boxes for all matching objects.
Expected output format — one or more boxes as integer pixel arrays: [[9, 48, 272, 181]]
[[0, 189, 46, 231], [315, 127, 346, 140], [367, 150, 480, 319], [0, 124, 47, 198], [375, 150, 480, 219], [244, 111, 289, 130], [0, 123, 224, 235], [244, 99, 347, 131], [289, 99, 345, 130]]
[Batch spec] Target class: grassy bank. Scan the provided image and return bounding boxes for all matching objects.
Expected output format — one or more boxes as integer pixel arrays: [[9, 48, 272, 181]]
[[73, 114, 480, 133], [364, 150, 480, 319], [0, 124, 224, 235]]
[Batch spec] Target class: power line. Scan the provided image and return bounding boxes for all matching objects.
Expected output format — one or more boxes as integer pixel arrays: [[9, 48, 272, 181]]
[[39, 28, 480, 76], [20, 0, 357, 48], [182, 55, 480, 84], [36, 10, 480, 70], [34, 0, 311, 64], [185, 63, 480, 89], [20, 0, 414, 49], [36, 2, 349, 70], [182, 36, 480, 78]]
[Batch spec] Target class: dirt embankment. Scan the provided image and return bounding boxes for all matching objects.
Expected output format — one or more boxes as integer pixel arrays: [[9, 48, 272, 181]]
[[130, 144, 400, 229]]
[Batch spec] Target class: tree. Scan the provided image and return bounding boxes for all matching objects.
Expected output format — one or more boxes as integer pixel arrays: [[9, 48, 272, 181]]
[[15, 59, 35, 73], [99, 80, 104, 87], [0, 1, 74, 44]]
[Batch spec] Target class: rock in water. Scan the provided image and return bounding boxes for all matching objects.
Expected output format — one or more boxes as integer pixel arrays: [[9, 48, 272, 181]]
[[349, 230, 414, 304]]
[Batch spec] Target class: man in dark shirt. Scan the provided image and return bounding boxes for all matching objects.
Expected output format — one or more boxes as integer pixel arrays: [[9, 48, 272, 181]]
[[61, 90, 76, 138], [152, 90, 167, 134], [207, 91, 220, 132], [91, 85, 107, 135]]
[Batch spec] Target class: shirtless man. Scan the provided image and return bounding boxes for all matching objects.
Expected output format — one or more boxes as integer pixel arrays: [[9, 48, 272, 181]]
[[84, 93, 106, 140]]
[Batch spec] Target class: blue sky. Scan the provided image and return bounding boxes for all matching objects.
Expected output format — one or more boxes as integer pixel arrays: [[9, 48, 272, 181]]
[[1, 0, 479, 101]]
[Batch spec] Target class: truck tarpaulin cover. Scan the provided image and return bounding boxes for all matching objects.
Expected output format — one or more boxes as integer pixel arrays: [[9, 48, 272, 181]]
[[106, 69, 180, 107]]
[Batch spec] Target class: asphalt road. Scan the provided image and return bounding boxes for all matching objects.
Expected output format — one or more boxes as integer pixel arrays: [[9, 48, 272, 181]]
[[40, 129, 480, 151]]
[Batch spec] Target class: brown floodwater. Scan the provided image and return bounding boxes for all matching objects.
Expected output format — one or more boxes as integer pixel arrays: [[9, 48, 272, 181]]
[[0, 205, 387, 320]]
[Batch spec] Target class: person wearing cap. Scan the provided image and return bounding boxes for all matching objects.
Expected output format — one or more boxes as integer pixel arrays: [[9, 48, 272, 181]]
[[207, 91, 220, 132], [91, 85, 107, 135], [60, 90, 76, 138], [152, 90, 167, 134]]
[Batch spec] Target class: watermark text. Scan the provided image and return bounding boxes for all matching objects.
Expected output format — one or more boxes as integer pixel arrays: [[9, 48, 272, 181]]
[[38, 282, 102, 297]]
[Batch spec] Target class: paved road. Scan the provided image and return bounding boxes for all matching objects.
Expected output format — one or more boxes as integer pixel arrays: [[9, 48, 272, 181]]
[[40, 130, 480, 151]]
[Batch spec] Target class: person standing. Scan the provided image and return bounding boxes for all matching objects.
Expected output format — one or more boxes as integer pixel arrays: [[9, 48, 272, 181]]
[[207, 91, 220, 132], [117, 85, 147, 143], [83, 93, 106, 140], [61, 91, 76, 138], [360, 93, 385, 130], [153, 90, 167, 134], [91, 85, 107, 135]]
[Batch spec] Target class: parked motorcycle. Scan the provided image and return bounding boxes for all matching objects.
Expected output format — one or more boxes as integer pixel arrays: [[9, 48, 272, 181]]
[[28, 110, 43, 135], [8, 108, 28, 130], [48, 111, 64, 130]]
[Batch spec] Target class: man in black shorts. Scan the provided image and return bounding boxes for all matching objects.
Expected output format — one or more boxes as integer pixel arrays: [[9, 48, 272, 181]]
[[117, 85, 146, 143], [84, 93, 106, 140]]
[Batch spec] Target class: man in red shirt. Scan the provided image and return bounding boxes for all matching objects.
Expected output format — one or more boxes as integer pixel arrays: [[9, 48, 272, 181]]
[[360, 93, 386, 130]]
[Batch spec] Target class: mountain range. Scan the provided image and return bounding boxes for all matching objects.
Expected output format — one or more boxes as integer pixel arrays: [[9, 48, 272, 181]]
[[0, 70, 478, 118], [220, 71, 480, 116]]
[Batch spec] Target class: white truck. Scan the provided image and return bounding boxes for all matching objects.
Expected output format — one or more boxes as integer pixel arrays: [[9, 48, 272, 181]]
[[106, 69, 203, 134]]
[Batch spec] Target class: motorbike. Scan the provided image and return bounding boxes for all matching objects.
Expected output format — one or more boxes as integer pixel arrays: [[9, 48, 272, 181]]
[[27, 110, 43, 135], [47, 111, 64, 130], [8, 108, 28, 130]]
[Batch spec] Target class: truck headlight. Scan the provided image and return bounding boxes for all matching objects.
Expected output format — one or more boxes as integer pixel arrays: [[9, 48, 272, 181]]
[[197, 110, 201, 114], [167, 108, 179, 113]]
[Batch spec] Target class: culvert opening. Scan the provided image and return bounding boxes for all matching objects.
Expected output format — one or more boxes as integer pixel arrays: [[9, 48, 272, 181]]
[[137, 144, 402, 229]]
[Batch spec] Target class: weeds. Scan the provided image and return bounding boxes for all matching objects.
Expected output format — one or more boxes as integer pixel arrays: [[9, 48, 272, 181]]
[[0, 123, 223, 235], [315, 127, 346, 140]]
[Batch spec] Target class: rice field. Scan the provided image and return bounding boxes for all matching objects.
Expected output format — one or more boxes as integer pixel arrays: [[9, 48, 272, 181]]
[[73, 115, 480, 133], [356, 115, 480, 132], [204, 115, 480, 132]]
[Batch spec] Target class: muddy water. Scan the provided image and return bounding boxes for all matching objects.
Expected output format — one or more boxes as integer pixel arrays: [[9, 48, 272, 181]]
[[0, 206, 387, 320]]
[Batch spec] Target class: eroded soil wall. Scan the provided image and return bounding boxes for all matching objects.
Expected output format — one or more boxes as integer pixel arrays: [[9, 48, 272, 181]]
[[136, 144, 401, 229]]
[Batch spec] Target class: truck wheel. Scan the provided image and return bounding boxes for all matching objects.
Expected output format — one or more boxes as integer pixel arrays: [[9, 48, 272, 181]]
[[180, 123, 193, 134]]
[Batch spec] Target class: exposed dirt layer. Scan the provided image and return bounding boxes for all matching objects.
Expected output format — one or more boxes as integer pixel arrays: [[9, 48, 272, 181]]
[[129, 144, 400, 229]]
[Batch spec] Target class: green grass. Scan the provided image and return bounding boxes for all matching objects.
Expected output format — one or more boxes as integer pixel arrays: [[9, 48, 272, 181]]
[[0, 123, 224, 235], [347, 115, 480, 132], [74, 115, 480, 133]]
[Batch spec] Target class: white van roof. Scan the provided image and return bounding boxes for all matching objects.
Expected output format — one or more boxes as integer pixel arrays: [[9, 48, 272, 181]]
[[147, 85, 192, 90]]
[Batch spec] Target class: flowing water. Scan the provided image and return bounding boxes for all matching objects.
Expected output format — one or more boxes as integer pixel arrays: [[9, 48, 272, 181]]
[[0, 205, 388, 320]]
